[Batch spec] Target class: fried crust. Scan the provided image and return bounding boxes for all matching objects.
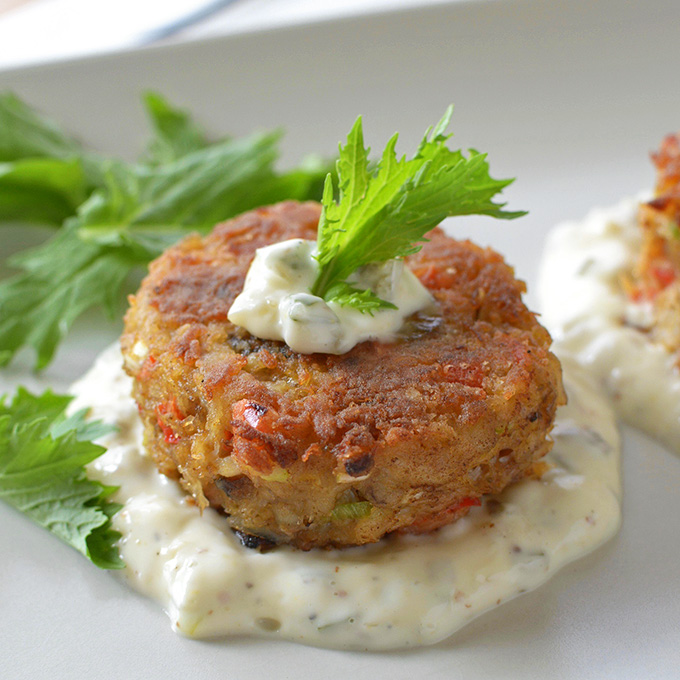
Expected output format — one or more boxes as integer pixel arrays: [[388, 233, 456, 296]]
[[121, 201, 565, 549], [629, 133, 680, 355]]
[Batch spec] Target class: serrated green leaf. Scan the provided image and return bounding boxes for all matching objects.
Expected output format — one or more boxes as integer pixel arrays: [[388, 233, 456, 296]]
[[0, 226, 132, 369], [143, 90, 209, 165], [0, 387, 72, 432], [312, 107, 526, 306], [0, 90, 334, 368], [0, 158, 87, 225], [74, 134, 334, 256], [50, 407, 116, 442], [0, 92, 83, 162], [0, 388, 123, 569]]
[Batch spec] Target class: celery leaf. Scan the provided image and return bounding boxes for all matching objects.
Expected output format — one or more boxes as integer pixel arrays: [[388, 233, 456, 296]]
[[0, 388, 123, 569], [0, 92, 333, 369], [312, 106, 525, 303]]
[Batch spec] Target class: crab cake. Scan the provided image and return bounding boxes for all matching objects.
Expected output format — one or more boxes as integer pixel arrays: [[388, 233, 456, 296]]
[[121, 201, 565, 550], [627, 133, 680, 356]]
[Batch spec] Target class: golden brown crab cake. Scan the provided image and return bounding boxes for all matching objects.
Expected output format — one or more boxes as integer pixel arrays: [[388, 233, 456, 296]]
[[628, 133, 680, 355], [121, 201, 565, 550]]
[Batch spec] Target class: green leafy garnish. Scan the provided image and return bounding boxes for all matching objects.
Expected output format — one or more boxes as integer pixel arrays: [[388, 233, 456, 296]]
[[143, 90, 209, 164], [0, 91, 333, 369], [0, 158, 87, 225], [0, 92, 83, 163], [0, 228, 132, 370], [311, 105, 525, 306], [0, 387, 123, 569]]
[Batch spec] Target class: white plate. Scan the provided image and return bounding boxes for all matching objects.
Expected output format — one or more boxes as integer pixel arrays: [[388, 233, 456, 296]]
[[1, 1, 679, 678]]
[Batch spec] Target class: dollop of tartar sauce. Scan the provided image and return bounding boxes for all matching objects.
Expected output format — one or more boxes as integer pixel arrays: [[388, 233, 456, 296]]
[[227, 239, 433, 354], [538, 196, 680, 454], [70, 345, 621, 651]]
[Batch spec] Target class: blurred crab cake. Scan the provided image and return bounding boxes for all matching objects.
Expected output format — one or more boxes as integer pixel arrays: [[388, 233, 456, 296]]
[[121, 201, 564, 549]]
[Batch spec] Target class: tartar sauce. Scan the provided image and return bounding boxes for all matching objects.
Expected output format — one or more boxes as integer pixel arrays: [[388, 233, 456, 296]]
[[227, 239, 433, 354], [538, 196, 680, 454], [70, 345, 621, 651]]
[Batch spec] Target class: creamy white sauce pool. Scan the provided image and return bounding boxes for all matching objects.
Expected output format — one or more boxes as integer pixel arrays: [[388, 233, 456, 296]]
[[227, 239, 433, 354], [70, 345, 621, 651], [538, 196, 680, 454]]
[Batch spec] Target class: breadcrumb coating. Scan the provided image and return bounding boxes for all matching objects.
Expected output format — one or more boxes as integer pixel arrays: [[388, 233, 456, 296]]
[[122, 201, 564, 549]]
